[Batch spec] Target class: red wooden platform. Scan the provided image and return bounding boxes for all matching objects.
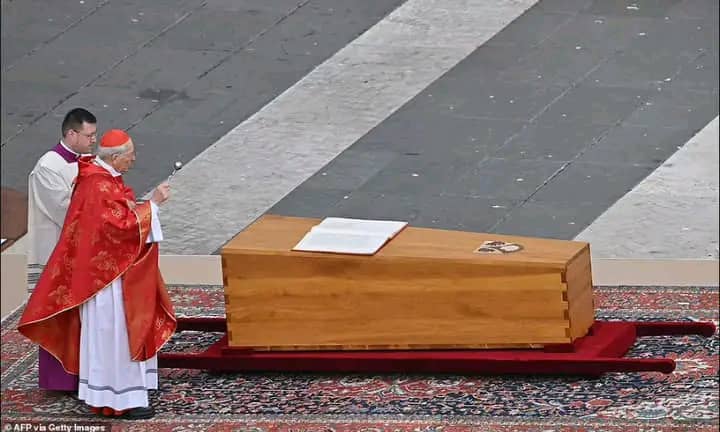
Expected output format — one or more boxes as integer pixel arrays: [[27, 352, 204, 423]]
[[157, 318, 715, 376]]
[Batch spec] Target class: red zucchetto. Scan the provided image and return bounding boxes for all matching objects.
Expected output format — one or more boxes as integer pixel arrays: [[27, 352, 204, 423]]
[[100, 129, 130, 148]]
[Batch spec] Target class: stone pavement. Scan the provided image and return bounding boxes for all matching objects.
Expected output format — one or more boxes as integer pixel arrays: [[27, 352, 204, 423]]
[[2, 0, 718, 258], [169, 0, 718, 255], [1, 0, 406, 192], [157, 0, 539, 254], [577, 116, 719, 259]]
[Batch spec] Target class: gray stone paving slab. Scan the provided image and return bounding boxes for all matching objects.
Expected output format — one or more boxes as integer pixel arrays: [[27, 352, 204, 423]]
[[491, 8, 662, 90], [146, 7, 286, 52], [299, 148, 398, 191], [329, 190, 514, 233], [439, 158, 566, 200], [643, 16, 716, 54], [356, 112, 526, 158], [53, 0, 206, 48], [669, 0, 720, 19], [2, 44, 130, 87], [264, 147, 400, 219], [656, 83, 720, 105], [1, 0, 106, 67], [482, 8, 572, 47], [544, 13, 654, 53], [534, 0, 593, 13], [329, 191, 425, 223], [420, 81, 566, 121], [535, 84, 652, 125], [0, 127, 58, 190], [499, 41, 609, 87], [4, 0, 206, 76], [492, 123, 610, 162], [202, 0, 304, 12], [492, 199, 606, 239], [587, 52, 692, 89], [587, 0, 681, 17], [586, 21, 712, 89], [352, 152, 476, 197], [49, 86, 161, 131], [270, 187, 354, 218], [623, 90, 718, 129], [673, 53, 719, 92], [528, 161, 657, 204], [198, 47, 326, 95], [410, 195, 518, 231], [94, 48, 228, 90], [441, 44, 533, 85], [1, 37, 41, 69], [244, 0, 403, 56], [128, 87, 241, 140], [579, 125, 695, 166], [0, 80, 71, 142]]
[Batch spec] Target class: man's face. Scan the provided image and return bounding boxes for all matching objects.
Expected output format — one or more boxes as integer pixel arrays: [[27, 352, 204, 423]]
[[111, 140, 136, 173], [67, 122, 97, 154]]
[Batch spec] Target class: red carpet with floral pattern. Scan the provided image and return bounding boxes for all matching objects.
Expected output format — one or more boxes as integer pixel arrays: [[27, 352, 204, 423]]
[[2, 285, 718, 431]]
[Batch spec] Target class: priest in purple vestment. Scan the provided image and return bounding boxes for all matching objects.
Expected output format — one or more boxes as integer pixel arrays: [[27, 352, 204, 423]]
[[27, 107, 97, 391]]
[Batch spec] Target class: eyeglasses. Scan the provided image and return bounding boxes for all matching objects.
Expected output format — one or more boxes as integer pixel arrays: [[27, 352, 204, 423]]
[[73, 129, 97, 139]]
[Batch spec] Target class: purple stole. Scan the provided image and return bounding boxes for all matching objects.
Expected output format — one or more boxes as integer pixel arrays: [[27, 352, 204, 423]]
[[51, 142, 80, 163], [38, 143, 80, 392]]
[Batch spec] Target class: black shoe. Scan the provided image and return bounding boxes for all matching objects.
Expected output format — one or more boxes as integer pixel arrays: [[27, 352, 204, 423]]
[[121, 406, 155, 420]]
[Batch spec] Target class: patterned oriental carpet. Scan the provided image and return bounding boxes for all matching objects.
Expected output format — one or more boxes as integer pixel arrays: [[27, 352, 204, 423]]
[[1, 285, 718, 431]]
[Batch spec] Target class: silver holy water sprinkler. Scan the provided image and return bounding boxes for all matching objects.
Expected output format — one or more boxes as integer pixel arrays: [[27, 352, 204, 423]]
[[167, 161, 183, 181]]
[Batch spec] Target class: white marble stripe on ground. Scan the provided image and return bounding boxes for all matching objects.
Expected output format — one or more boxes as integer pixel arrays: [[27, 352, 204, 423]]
[[575, 117, 719, 260], [158, 0, 539, 254]]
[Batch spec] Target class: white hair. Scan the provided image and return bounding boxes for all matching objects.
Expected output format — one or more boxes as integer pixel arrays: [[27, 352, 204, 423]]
[[97, 142, 132, 161]]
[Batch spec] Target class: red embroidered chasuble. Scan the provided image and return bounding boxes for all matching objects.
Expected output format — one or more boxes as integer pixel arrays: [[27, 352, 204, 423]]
[[18, 156, 176, 375]]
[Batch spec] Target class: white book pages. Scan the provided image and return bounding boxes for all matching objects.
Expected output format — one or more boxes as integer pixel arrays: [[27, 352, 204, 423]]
[[315, 217, 407, 238], [292, 217, 408, 255], [293, 231, 390, 255]]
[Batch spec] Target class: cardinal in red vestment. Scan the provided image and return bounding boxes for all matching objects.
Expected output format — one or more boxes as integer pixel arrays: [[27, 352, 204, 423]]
[[18, 129, 176, 420]]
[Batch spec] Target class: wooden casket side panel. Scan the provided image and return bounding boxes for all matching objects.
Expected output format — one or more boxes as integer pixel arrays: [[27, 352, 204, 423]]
[[563, 244, 595, 340], [222, 253, 572, 350]]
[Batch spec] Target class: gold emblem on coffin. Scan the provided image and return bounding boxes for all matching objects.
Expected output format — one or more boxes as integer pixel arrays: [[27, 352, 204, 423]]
[[474, 240, 524, 254]]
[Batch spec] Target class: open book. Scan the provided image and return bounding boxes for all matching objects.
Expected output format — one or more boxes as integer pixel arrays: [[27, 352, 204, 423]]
[[292, 217, 408, 255]]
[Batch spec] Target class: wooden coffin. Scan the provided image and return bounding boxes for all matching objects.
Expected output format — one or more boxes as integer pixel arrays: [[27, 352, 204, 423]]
[[221, 215, 595, 350]]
